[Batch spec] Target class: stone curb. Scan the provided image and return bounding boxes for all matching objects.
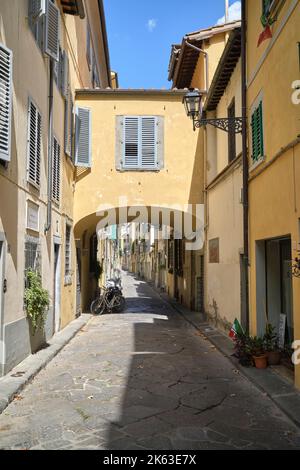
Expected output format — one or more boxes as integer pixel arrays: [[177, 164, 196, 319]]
[[148, 282, 300, 429], [0, 314, 92, 414]]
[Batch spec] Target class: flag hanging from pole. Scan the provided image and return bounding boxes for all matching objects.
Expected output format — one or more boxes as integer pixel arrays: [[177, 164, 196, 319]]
[[229, 318, 244, 339], [257, 25, 273, 47]]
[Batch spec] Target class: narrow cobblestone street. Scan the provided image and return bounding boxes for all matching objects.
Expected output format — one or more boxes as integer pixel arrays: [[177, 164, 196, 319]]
[[0, 271, 300, 450]]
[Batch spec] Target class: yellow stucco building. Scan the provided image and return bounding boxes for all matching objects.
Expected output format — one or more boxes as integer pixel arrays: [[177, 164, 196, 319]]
[[246, 0, 300, 387], [0, 0, 110, 374]]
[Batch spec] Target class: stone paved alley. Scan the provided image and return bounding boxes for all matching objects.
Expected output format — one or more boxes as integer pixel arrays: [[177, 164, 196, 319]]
[[0, 271, 300, 450]]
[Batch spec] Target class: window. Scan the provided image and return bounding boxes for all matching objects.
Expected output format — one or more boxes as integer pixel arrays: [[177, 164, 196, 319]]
[[25, 235, 40, 273], [28, 0, 60, 62], [168, 238, 174, 273], [75, 106, 91, 167], [251, 101, 264, 162], [52, 136, 60, 203], [0, 43, 13, 163], [116, 116, 164, 171], [65, 224, 72, 279], [227, 99, 236, 163], [27, 99, 42, 187], [174, 239, 183, 276], [54, 48, 68, 97]]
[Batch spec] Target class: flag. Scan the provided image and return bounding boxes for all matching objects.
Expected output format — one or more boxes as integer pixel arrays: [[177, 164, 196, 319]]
[[229, 318, 244, 339], [257, 25, 273, 47]]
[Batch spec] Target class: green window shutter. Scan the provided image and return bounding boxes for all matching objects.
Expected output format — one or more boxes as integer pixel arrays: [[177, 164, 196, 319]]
[[251, 101, 264, 162]]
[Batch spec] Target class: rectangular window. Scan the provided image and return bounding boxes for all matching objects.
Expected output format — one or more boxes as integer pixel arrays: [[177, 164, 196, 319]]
[[174, 239, 183, 277], [227, 98, 236, 163], [25, 235, 40, 273], [251, 101, 264, 162], [75, 106, 91, 167], [28, 0, 59, 61], [0, 43, 13, 162], [65, 224, 71, 278], [52, 136, 61, 203], [123, 116, 157, 170], [27, 99, 42, 187]]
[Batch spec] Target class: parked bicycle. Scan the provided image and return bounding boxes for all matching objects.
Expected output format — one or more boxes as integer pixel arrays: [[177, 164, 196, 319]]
[[90, 278, 125, 315]]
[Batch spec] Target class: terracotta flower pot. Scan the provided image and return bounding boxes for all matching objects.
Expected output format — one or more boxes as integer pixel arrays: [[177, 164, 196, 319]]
[[267, 350, 281, 366], [253, 354, 268, 369]]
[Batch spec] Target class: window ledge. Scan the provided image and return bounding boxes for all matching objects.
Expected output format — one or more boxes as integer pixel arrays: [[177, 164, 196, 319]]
[[249, 155, 266, 172]]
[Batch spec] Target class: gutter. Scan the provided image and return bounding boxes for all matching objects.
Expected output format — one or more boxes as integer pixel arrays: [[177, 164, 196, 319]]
[[241, 0, 249, 330], [45, 59, 54, 234]]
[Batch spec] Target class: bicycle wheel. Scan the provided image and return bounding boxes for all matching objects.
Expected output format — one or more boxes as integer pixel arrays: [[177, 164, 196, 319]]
[[112, 295, 126, 313], [90, 298, 106, 315]]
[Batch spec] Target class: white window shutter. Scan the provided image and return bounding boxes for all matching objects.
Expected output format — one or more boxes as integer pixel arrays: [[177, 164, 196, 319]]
[[124, 117, 139, 168], [0, 44, 13, 162], [44, 0, 59, 62], [75, 106, 91, 167], [61, 50, 69, 98], [141, 117, 156, 169], [52, 136, 60, 202], [64, 89, 73, 157], [27, 100, 41, 186]]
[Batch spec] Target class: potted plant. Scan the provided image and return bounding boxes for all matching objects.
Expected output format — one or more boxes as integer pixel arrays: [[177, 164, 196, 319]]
[[24, 269, 50, 335], [248, 336, 268, 369], [263, 323, 281, 365], [233, 331, 252, 366]]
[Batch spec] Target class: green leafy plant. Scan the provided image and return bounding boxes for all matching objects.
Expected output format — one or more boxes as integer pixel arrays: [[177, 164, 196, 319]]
[[247, 336, 265, 358], [24, 269, 50, 334], [233, 331, 252, 366], [263, 323, 279, 352]]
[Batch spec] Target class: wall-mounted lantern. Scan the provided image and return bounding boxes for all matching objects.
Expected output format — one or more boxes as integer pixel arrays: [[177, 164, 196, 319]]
[[183, 89, 244, 133]]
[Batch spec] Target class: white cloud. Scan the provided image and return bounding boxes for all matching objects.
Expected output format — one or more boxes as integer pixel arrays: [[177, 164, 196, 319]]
[[216, 1, 241, 25], [147, 19, 157, 32]]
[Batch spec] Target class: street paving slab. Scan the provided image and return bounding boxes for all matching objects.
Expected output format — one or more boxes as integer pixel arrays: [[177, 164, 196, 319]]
[[0, 271, 300, 450]]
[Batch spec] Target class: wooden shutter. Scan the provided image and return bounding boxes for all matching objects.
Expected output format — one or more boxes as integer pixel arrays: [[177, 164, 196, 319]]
[[65, 224, 71, 275], [124, 117, 139, 168], [64, 88, 73, 157], [141, 117, 156, 169], [251, 101, 264, 161], [0, 44, 13, 162], [27, 100, 41, 186], [61, 50, 68, 98], [44, 0, 59, 62], [75, 106, 91, 167], [52, 136, 60, 202]]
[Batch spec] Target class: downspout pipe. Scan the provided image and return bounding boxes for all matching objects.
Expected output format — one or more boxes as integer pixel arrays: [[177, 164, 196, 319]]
[[241, 0, 249, 330], [45, 58, 54, 234], [184, 40, 209, 93]]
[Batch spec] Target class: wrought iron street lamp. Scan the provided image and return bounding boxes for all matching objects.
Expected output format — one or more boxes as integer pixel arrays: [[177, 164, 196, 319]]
[[183, 89, 244, 133]]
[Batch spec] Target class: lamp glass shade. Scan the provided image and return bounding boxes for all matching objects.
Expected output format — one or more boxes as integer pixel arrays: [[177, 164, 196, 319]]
[[183, 90, 201, 119]]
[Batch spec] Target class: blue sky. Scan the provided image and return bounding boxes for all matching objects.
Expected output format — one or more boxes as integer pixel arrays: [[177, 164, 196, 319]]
[[104, 1, 241, 89]]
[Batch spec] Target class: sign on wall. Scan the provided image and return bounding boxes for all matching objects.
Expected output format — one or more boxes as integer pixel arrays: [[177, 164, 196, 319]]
[[26, 200, 39, 232]]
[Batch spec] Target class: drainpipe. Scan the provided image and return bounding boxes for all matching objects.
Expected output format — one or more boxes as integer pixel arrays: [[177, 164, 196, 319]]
[[45, 58, 54, 234], [225, 0, 229, 23], [185, 40, 209, 93], [241, 0, 249, 330]]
